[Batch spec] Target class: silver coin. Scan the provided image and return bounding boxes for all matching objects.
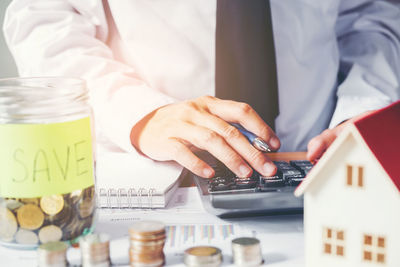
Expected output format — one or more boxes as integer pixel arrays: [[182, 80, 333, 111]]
[[232, 237, 260, 246], [15, 229, 39, 245], [129, 258, 164, 267], [184, 246, 222, 267], [37, 241, 68, 267], [80, 233, 111, 265], [5, 199, 23, 210], [39, 225, 63, 243], [69, 189, 83, 204], [0, 207, 18, 242], [231, 237, 262, 267]]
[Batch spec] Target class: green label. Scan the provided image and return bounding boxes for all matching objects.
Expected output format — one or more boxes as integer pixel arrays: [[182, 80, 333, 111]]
[[0, 117, 94, 198]]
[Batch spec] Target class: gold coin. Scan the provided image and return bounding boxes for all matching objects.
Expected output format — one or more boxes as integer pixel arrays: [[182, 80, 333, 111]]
[[0, 207, 18, 241], [17, 204, 45, 230], [40, 195, 64, 215], [186, 246, 220, 256]]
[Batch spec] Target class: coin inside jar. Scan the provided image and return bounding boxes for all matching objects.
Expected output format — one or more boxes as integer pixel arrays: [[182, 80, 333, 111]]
[[69, 189, 83, 205], [15, 229, 39, 245], [17, 204, 45, 230], [78, 198, 94, 219], [20, 198, 40, 206], [0, 207, 18, 242], [5, 199, 23, 211], [40, 195, 64, 215], [39, 225, 63, 243]]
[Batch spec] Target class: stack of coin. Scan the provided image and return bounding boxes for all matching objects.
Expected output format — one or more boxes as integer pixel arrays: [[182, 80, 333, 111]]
[[37, 241, 68, 267], [231, 237, 263, 266], [80, 233, 111, 267], [129, 221, 166, 267], [183, 246, 223, 267], [0, 185, 95, 248]]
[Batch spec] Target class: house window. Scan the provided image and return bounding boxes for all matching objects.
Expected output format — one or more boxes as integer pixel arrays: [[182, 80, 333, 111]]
[[346, 165, 364, 188], [323, 227, 345, 257], [363, 234, 386, 264]]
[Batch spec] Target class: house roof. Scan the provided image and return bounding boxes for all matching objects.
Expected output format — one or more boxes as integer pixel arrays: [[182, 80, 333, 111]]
[[353, 100, 400, 192], [295, 100, 400, 196]]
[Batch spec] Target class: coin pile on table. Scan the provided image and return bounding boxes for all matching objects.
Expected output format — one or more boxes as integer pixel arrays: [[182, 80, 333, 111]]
[[129, 221, 166, 267], [0, 185, 95, 247], [183, 246, 223, 267], [37, 241, 68, 267], [80, 233, 111, 267], [231, 237, 263, 266]]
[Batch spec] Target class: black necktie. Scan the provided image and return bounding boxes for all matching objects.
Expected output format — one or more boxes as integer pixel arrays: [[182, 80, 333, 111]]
[[215, 0, 279, 130]]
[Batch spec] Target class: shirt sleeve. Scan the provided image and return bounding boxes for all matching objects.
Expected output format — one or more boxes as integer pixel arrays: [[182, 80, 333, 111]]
[[330, 0, 400, 128], [3, 0, 177, 153]]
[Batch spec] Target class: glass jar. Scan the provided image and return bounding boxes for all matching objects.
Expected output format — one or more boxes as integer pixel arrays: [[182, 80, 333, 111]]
[[0, 77, 96, 249]]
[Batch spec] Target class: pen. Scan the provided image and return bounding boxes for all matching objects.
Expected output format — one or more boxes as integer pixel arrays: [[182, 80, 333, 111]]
[[230, 123, 273, 152]]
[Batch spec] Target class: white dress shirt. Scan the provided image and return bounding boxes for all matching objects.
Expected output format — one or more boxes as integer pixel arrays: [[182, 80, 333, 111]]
[[4, 0, 400, 153]]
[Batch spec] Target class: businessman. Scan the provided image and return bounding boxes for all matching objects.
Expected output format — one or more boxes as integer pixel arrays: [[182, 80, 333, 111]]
[[4, 0, 400, 178]]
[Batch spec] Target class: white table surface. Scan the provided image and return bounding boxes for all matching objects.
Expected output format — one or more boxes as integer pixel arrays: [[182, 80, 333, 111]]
[[0, 188, 305, 267]]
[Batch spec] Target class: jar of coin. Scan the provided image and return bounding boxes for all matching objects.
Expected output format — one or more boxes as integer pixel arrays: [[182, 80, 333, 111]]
[[0, 77, 96, 249]]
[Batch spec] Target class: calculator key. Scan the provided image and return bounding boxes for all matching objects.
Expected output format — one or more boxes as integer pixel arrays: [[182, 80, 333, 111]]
[[259, 169, 285, 187], [289, 160, 311, 166], [260, 176, 285, 187], [287, 177, 304, 186], [290, 160, 314, 176], [209, 182, 234, 192], [233, 178, 258, 189], [209, 177, 230, 185], [273, 161, 290, 167], [280, 169, 303, 181]]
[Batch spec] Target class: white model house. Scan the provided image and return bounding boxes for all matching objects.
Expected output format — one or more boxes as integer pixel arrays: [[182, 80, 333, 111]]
[[295, 100, 400, 267]]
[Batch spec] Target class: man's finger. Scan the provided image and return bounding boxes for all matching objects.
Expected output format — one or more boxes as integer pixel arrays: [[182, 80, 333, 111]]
[[193, 112, 276, 176], [203, 96, 280, 151], [167, 138, 215, 178], [172, 122, 255, 178], [307, 129, 337, 161]]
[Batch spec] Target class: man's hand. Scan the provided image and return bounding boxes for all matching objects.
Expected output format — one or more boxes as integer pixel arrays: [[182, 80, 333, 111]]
[[307, 111, 375, 162], [130, 96, 280, 178]]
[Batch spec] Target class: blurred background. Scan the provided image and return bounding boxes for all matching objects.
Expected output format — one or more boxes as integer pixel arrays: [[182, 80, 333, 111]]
[[0, 0, 18, 78]]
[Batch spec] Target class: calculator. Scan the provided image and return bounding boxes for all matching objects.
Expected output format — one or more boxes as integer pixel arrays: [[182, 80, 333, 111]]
[[191, 151, 313, 217]]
